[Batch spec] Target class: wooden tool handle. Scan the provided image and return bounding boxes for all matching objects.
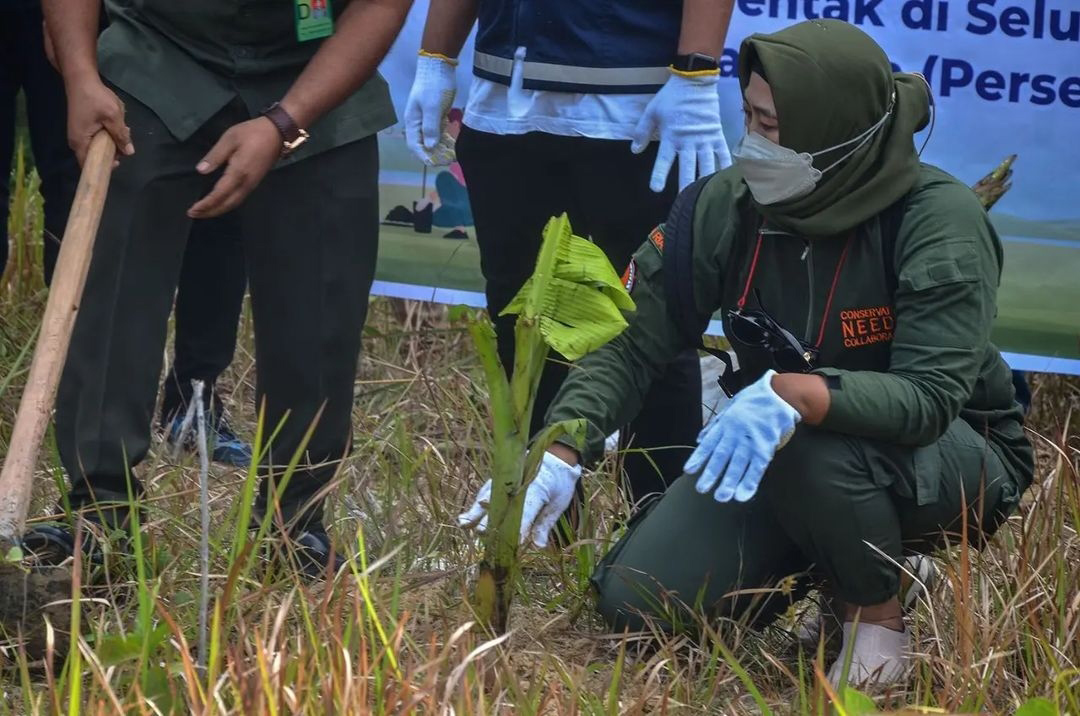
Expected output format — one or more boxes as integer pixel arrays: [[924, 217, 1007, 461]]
[[0, 132, 116, 545]]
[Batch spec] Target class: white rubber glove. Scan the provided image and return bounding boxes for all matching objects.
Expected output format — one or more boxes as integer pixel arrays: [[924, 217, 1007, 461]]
[[457, 451, 582, 548], [685, 370, 801, 503], [630, 71, 732, 192], [405, 53, 458, 166]]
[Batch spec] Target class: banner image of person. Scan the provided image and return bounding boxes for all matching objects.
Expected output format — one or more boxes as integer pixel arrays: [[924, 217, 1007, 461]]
[[381, 108, 472, 239], [371, 1, 1080, 374], [372, 10, 483, 300]]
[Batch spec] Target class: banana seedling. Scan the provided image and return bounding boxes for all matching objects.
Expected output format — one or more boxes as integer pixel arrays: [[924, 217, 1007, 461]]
[[457, 213, 635, 634]]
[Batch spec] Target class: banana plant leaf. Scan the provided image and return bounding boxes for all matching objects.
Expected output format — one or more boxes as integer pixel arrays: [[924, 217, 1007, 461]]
[[500, 213, 636, 360]]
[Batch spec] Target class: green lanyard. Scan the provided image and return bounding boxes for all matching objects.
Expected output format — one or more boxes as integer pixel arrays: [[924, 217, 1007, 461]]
[[295, 0, 334, 42]]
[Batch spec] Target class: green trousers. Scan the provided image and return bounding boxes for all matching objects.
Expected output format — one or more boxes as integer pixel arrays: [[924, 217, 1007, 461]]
[[55, 90, 380, 531], [592, 417, 1027, 632]]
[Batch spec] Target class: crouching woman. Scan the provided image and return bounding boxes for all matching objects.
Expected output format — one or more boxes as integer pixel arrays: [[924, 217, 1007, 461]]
[[459, 19, 1034, 687]]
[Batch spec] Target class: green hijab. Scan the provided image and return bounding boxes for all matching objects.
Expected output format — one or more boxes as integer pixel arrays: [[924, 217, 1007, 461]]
[[737, 20, 931, 237]]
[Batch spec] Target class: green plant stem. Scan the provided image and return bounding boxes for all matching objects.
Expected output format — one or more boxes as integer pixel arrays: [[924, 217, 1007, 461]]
[[467, 315, 533, 633]]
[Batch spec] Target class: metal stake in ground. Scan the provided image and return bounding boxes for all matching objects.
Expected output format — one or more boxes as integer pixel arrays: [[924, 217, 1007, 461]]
[[0, 132, 115, 655], [191, 380, 211, 674]]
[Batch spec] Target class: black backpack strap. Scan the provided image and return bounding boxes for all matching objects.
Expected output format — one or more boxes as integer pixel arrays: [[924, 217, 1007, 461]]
[[662, 176, 713, 345], [878, 192, 911, 295], [661, 176, 740, 397]]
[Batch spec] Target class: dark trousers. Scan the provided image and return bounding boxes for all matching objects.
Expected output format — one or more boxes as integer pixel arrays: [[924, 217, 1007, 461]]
[[1, 8, 243, 421], [56, 91, 379, 530], [455, 127, 703, 503], [159, 213, 247, 426], [0, 5, 78, 281], [593, 418, 1025, 632]]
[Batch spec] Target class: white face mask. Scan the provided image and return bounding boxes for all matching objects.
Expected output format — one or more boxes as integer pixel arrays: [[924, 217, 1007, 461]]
[[733, 102, 894, 205]]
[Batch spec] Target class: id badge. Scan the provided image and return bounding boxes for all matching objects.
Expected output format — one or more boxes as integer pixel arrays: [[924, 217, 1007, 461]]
[[295, 0, 334, 42]]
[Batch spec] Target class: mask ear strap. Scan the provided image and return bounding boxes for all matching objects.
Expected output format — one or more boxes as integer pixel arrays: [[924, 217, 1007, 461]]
[[816, 97, 894, 174], [912, 73, 936, 156]]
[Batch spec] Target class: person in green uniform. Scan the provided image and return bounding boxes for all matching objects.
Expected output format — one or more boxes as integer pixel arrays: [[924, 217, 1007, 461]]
[[24, 0, 409, 577], [459, 19, 1034, 686]]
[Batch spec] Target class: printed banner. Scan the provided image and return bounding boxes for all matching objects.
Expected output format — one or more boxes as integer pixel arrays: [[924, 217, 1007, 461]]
[[370, 1, 1080, 374]]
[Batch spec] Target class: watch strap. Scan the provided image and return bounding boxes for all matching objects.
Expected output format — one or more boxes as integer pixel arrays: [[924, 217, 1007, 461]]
[[262, 102, 302, 143], [672, 52, 720, 74]]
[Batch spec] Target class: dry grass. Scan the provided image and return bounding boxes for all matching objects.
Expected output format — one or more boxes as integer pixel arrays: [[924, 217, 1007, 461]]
[[1, 152, 1079, 714]]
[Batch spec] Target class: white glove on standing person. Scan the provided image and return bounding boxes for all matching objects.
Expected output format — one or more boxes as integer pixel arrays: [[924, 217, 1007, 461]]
[[405, 52, 458, 166], [458, 451, 582, 548], [630, 70, 732, 192]]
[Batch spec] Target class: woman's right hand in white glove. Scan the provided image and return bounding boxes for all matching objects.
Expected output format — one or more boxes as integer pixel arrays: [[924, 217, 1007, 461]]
[[404, 52, 458, 166], [458, 451, 582, 548]]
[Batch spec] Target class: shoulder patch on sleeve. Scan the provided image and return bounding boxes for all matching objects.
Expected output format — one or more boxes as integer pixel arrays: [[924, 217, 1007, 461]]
[[621, 258, 638, 293], [648, 224, 665, 254]]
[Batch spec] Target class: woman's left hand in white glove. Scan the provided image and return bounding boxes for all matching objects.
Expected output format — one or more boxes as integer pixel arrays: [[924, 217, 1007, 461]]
[[684, 370, 802, 503]]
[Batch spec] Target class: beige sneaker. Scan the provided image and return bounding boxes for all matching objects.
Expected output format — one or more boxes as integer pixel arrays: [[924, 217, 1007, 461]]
[[828, 622, 911, 688], [898, 553, 938, 611], [795, 554, 937, 648]]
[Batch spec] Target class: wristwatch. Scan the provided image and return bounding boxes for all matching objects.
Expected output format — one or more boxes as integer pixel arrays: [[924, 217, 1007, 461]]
[[261, 102, 310, 156], [672, 52, 720, 73]]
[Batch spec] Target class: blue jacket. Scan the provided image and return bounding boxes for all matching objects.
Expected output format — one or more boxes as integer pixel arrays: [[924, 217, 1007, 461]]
[[473, 0, 683, 94]]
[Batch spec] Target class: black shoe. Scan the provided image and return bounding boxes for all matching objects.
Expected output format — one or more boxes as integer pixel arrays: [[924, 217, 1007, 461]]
[[20, 523, 106, 567], [382, 205, 413, 226], [262, 528, 345, 582], [20, 517, 137, 583], [443, 229, 469, 240], [294, 530, 345, 580]]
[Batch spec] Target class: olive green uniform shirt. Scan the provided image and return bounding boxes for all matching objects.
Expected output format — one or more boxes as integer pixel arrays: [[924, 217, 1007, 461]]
[[98, 0, 396, 165], [548, 164, 1033, 494]]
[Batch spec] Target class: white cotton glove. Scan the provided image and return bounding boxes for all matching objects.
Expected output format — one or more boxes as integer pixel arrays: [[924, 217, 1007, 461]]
[[404, 53, 458, 166], [630, 71, 732, 192], [685, 370, 801, 503], [457, 451, 582, 548]]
